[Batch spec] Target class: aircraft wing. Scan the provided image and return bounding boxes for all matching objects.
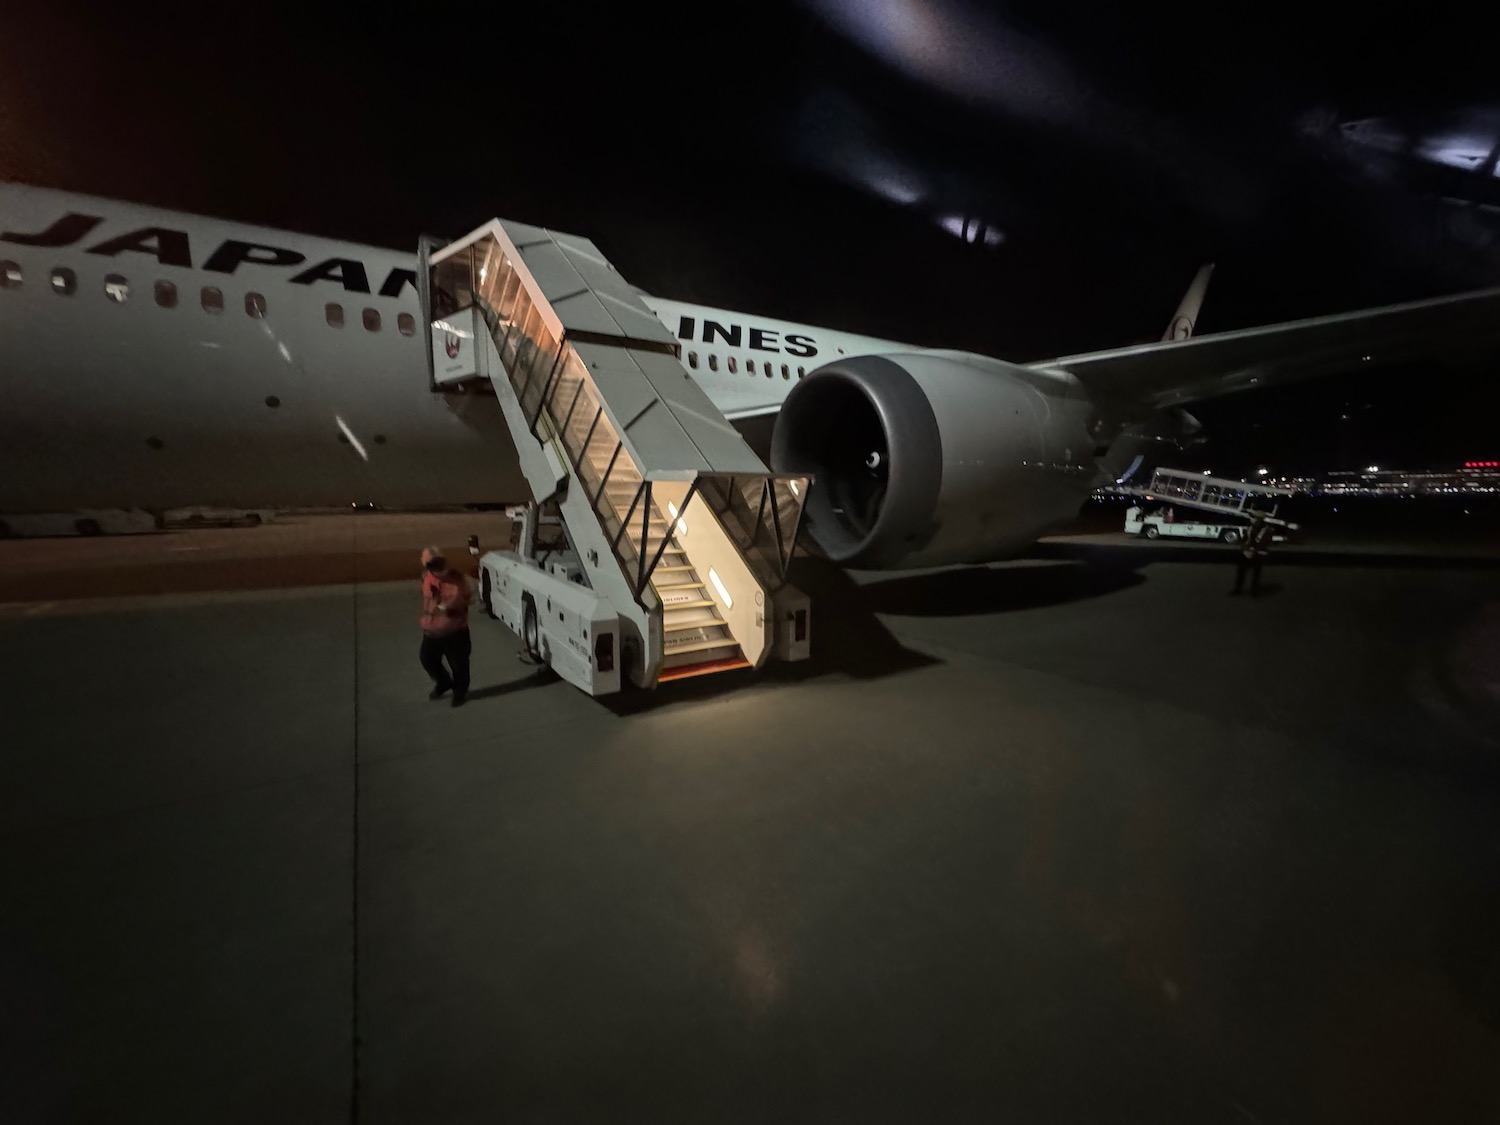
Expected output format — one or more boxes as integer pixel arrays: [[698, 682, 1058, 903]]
[[722, 403, 784, 422], [1032, 284, 1500, 408]]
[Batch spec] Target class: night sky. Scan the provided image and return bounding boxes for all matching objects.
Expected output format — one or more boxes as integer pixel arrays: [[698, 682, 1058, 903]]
[[4, 0, 1499, 472]]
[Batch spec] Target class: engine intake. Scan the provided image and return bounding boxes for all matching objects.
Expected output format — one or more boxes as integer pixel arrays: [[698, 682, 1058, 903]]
[[770, 356, 942, 567], [770, 353, 1098, 568]]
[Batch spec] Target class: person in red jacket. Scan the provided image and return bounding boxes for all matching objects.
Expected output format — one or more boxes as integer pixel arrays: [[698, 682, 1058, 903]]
[[419, 545, 472, 707]]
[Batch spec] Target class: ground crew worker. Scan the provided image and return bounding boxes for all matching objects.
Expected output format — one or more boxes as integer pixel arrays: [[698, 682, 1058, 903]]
[[1231, 515, 1275, 597], [419, 545, 472, 707]]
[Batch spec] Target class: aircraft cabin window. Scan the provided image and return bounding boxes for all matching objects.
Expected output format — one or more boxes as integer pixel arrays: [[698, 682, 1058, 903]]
[[397, 312, 416, 337], [326, 303, 345, 328], [155, 280, 178, 308], [363, 308, 381, 332], [51, 267, 77, 296], [747, 360, 755, 374], [708, 354, 719, 372], [246, 293, 267, 319], [782, 364, 790, 379], [688, 351, 698, 369], [728, 356, 738, 374], [201, 286, 223, 313], [1, 260, 20, 288], [797, 366, 806, 378], [103, 274, 129, 303]]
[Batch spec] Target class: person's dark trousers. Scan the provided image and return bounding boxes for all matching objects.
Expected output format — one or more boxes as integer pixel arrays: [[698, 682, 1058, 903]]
[[1233, 554, 1264, 596], [420, 629, 472, 697]]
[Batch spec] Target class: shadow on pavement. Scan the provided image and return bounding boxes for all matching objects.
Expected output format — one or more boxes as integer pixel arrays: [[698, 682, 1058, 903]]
[[466, 668, 555, 701], [859, 558, 1144, 617]]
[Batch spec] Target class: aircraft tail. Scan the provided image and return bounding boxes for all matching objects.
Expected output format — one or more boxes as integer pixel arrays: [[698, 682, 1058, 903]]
[[1161, 263, 1215, 342]]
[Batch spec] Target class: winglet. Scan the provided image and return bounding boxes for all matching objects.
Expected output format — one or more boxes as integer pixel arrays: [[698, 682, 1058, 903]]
[[1161, 264, 1215, 342]]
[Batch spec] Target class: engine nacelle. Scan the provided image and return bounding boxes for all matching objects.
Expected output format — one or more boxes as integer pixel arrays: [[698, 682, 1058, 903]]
[[770, 353, 1103, 568]]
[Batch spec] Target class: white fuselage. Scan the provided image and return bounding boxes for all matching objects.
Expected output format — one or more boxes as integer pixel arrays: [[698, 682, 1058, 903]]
[[642, 297, 906, 421], [0, 184, 910, 512]]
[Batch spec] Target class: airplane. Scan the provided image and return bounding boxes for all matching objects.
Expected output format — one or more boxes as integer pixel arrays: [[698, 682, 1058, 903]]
[[4, 181, 1500, 570]]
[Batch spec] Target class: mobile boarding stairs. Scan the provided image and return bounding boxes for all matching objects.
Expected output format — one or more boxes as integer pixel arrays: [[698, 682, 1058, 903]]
[[420, 220, 811, 696], [1119, 467, 1297, 525]]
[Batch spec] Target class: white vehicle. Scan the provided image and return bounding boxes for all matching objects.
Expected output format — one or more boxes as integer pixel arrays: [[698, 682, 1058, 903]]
[[478, 543, 624, 697], [430, 221, 812, 692], [1126, 504, 1248, 543], [1121, 468, 1298, 545]]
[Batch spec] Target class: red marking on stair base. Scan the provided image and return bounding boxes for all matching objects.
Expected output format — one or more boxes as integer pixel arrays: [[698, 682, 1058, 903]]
[[658, 656, 752, 682]]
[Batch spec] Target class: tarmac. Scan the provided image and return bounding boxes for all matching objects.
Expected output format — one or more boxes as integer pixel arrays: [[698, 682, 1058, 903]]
[[2, 515, 1499, 1123]]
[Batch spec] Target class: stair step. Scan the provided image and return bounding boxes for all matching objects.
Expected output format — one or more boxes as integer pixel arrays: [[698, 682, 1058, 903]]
[[661, 598, 718, 610], [664, 599, 723, 614], [664, 619, 730, 635], [663, 603, 722, 621], [621, 538, 675, 557], [661, 637, 741, 657], [654, 565, 696, 573], [657, 654, 752, 682]]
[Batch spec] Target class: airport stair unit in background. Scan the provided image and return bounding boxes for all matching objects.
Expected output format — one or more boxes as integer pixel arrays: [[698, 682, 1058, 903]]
[[1123, 467, 1295, 521], [425, 219, 808, 688]]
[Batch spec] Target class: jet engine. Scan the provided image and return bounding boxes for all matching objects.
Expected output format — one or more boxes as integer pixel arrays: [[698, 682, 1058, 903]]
[[770, 353, 1106, 568]]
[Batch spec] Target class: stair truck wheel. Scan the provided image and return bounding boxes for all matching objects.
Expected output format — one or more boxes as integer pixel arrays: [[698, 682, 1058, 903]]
[[521, 593, 542, 662], [1143, 525, 1159, 539], [1220, 528, 1241, 544]]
